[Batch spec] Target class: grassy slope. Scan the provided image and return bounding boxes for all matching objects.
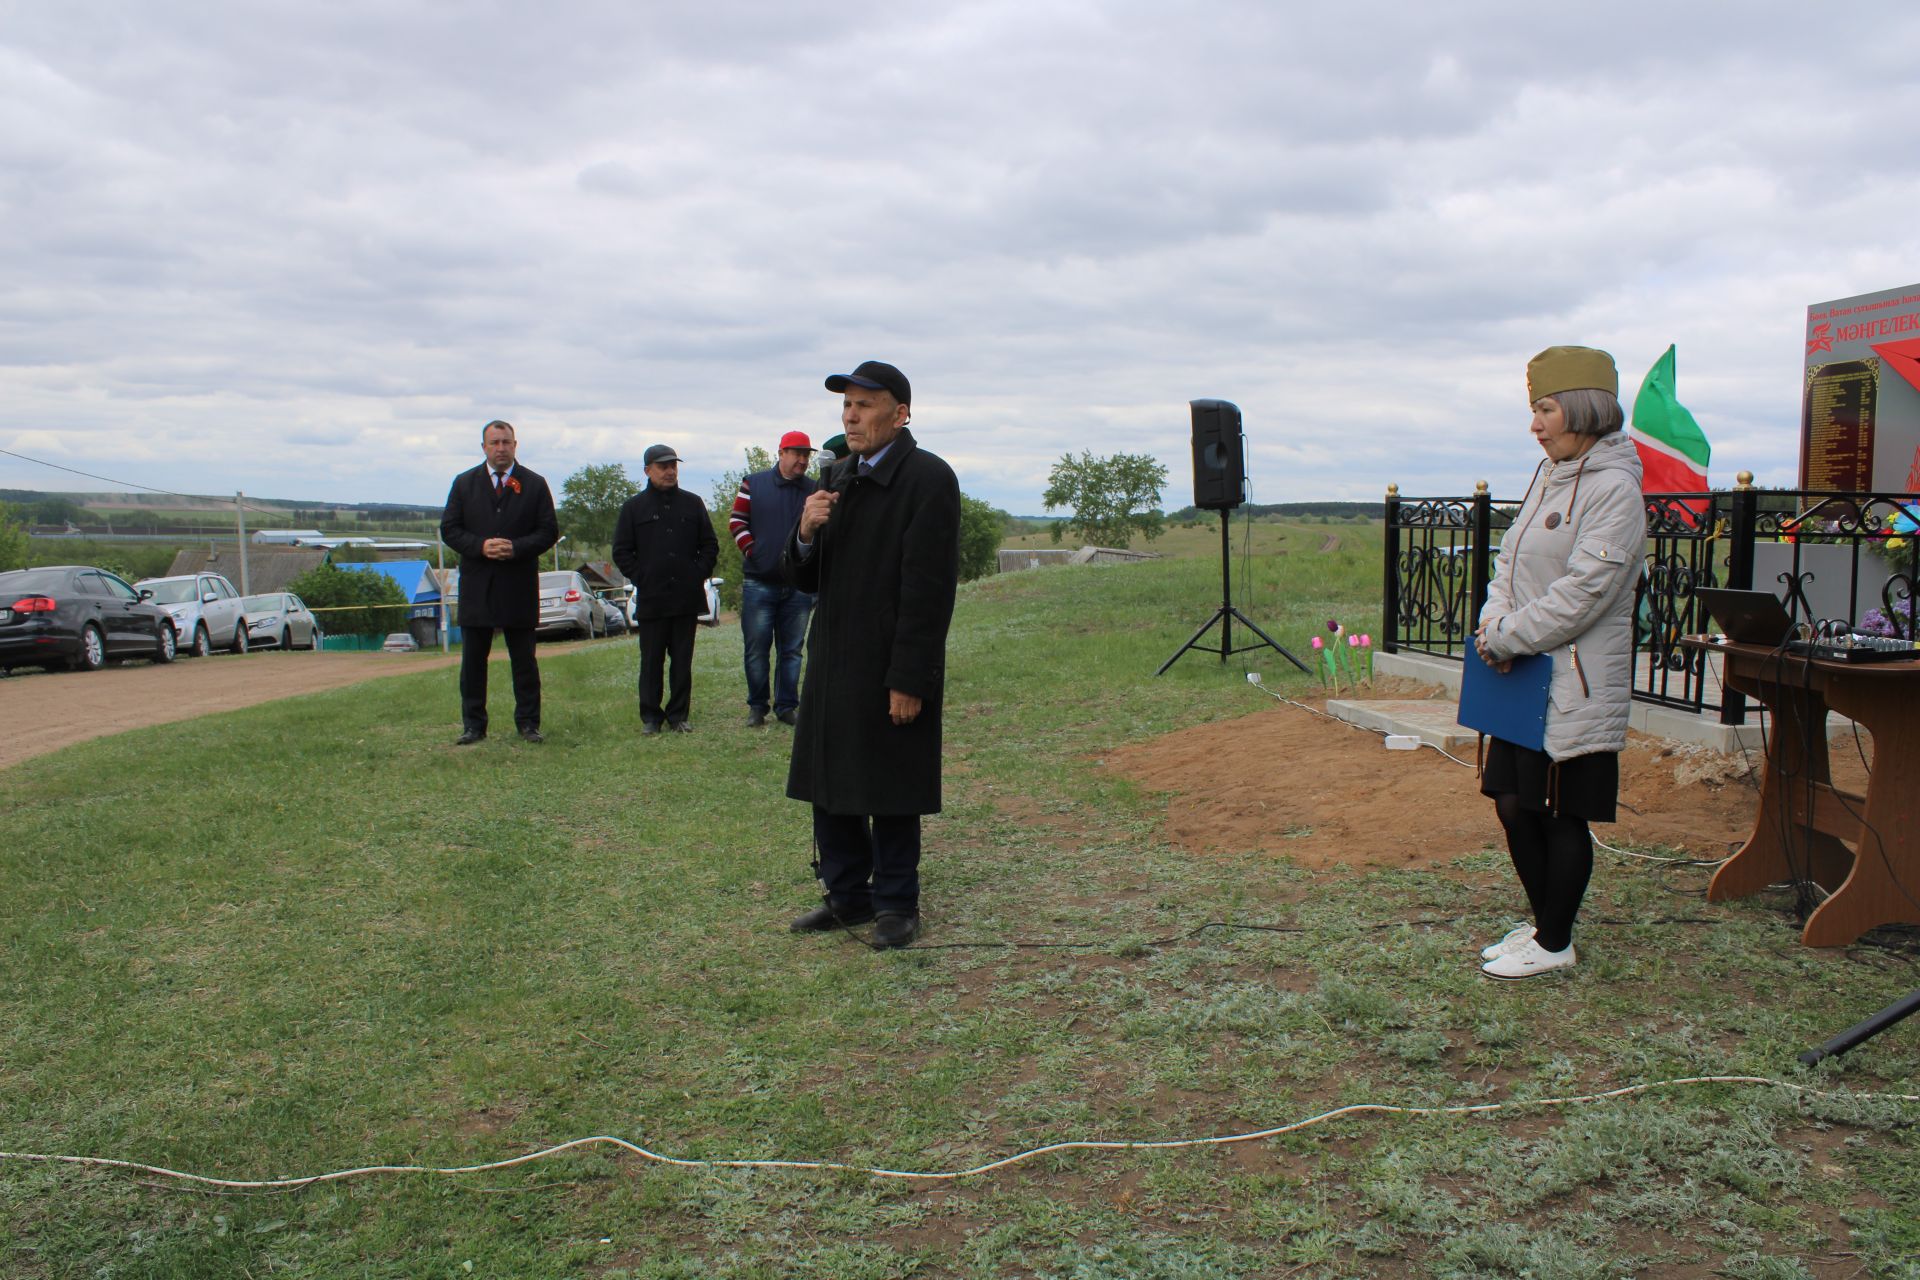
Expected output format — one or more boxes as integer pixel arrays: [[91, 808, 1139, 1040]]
[[1, 524, 1916, 1279]]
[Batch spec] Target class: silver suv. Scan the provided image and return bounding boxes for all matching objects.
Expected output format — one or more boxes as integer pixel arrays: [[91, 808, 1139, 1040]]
[[135, 572, 250, 657]]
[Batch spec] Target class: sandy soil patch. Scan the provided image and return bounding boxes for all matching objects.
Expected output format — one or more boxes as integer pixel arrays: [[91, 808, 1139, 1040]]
[[1101, 689, 1871, 870]]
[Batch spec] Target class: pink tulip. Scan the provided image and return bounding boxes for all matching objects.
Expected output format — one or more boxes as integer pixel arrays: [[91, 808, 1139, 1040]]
[[1311, 636, 1324, 649]]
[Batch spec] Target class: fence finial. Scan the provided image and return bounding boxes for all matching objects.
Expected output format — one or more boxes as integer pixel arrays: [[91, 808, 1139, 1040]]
[[1385, 482, 1399, 498], [1474, 480, 1489, 495], [1736, 470, 1754, 490]]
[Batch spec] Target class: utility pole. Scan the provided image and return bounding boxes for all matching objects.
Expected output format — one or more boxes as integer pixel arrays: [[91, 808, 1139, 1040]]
[[235, 492, 251, 594]]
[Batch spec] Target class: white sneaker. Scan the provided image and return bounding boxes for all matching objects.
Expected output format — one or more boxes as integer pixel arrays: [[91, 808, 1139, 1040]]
[[1480, 923, 1536, 961], [1481, 937, 1576, 980]]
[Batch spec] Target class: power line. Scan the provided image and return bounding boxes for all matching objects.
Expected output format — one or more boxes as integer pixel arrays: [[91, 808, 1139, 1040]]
[[0, 446, 282, 518]]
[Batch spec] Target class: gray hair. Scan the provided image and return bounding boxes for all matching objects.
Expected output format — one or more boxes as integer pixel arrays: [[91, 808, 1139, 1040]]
[[1550, 388, 1624, 437]]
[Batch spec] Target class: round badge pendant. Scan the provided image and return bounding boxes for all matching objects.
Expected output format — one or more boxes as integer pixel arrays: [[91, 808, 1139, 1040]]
[[1544, 512, 1563, 530]]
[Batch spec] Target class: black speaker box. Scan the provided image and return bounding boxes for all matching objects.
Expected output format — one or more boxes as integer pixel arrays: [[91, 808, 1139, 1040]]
[[1190, 399, 1245, 510]]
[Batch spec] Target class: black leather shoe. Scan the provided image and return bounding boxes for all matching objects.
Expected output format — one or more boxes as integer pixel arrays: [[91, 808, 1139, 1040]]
[[789, 900, 876, 933], [775, 709, 798, 726], [455, 730, 485, 746], [745, 710, 767, 727], [518, 727, 545, 743], [668, 721, 693, 733], [873, 913, 922, 948], [641, 722, 663, 736]]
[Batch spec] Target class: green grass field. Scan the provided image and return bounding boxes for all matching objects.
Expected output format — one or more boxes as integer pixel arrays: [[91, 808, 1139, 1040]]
[[3, 524, 1917, 1278]]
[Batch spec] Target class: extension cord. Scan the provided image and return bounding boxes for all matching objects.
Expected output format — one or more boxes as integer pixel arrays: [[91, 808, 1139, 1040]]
[[5, 1077, 1913, 1189]]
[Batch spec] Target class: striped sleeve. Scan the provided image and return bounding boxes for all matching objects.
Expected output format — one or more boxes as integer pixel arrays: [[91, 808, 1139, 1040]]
[[728, 477, 753, 552]]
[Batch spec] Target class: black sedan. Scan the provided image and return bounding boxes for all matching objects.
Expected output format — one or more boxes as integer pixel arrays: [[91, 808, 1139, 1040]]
[[0, 566, 179, 673]]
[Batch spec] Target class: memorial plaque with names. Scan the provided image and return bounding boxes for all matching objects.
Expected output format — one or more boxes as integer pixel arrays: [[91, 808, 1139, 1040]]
[[1800, 359, 1878, 491]]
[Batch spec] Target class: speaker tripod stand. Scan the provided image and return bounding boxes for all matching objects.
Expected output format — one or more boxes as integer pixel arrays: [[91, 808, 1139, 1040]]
[[1156, 510, 1310, 676]]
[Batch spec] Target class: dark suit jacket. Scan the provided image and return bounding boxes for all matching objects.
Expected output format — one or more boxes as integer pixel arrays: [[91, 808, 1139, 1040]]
[[440, 463, 559, 629], [782, 428, 960, 816], [611, 484, 719, 620]]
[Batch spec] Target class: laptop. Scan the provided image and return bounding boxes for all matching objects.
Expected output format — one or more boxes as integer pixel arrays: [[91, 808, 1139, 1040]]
[[1694, 587, 1796, 647]]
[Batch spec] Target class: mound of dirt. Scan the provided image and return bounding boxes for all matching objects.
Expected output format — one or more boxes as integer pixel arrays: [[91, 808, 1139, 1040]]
[[1099, 692, 1862, 872]]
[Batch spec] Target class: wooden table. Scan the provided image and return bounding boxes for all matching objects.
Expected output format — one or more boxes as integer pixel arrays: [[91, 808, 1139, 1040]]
[[1681, 637, 1920, 946]]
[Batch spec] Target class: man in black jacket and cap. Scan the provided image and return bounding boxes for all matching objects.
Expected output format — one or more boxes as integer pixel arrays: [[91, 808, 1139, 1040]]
[[440, 419, 559, 744], [612, 444, 720, 734], [784, 361, 961, 948]]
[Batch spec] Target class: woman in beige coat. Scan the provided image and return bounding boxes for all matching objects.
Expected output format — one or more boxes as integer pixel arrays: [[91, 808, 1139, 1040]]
[[1473, 347, 1646, 979]]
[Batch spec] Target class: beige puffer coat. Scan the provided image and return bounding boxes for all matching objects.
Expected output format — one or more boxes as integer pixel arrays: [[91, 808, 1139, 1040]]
[[1476, 431, 1646, 761]]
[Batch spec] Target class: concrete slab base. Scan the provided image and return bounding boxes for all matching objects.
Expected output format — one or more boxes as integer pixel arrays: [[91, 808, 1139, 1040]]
[[1372, 649, 1847, 753], [1326, 699, 1479, 753]]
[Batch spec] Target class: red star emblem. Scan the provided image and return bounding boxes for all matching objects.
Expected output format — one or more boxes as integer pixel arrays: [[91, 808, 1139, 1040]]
[[1806, 322, 1833, 355]]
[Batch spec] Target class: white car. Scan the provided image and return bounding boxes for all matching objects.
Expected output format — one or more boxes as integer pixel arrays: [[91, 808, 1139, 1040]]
[[135, 572, 249, 657], [242, 593, 322, 650]]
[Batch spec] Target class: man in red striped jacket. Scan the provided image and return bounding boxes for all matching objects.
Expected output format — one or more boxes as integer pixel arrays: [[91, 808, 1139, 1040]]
[[728, 431, 819, 727]]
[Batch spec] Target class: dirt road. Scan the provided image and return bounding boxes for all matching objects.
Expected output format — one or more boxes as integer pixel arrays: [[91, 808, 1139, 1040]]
[[0, 650, 459, 770]]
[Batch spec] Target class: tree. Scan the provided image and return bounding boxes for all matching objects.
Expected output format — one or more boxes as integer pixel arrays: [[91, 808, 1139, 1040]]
[[287, 560, 407, 638], [30, 496, 86, 527], [1041, 451, 1169, 549], [0, 505, 27, 572], [958, 494, 1003, 583], [558, 463, 637, 555], [708, 447, 775, 612]]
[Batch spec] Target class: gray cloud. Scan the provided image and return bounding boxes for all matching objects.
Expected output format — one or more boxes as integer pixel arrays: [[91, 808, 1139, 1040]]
[[3, 1, 1918, 515]]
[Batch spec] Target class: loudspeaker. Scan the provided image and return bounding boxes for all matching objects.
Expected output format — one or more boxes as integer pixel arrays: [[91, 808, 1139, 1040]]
[[1190, 399, 1245, 510]]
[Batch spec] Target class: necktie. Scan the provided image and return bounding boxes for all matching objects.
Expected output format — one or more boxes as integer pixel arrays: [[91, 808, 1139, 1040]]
[[858, 460, 874, 477], [493, 471, 505, 495]]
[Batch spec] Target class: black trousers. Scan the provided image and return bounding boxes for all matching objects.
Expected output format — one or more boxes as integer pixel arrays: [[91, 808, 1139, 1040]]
[[814, 807, 922, 915], [635, 614, 697, 726], [460, 625, 539, 734]]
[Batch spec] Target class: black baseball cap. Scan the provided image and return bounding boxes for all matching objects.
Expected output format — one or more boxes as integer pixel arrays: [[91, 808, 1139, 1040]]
[[643, 444, 682, 467], [824, 360, 910, 406]]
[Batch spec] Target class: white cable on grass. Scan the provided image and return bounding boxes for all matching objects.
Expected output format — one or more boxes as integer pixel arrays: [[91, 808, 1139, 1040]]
[[3, 1077, 1913, 1189], [1591, 834, 1728, 868]]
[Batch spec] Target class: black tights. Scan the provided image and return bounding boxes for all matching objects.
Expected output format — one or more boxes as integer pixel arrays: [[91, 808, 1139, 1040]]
[[1491, 793, 1593, 953]]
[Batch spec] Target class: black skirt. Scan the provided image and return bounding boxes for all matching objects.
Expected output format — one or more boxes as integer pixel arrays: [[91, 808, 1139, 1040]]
[[1479, 737, 1619, 823]]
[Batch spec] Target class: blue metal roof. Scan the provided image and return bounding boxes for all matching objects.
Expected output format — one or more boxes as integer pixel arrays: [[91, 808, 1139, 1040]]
[[343, 559, 442, 603]]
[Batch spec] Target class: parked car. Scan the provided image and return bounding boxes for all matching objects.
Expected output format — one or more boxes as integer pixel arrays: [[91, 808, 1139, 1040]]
[[598, 593, 630, 636], [242, 593, 322, 650], [0, 565, 178, 673], [536, 571, 608, 640], [135, 572, 249, 656], [699, 577, 724, 627]]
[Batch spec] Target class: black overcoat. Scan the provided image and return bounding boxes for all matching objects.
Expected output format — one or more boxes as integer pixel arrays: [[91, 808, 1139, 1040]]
[[783, 429, 960, 816], [439, 463, 559, 629], [611, 484, 719, 620]]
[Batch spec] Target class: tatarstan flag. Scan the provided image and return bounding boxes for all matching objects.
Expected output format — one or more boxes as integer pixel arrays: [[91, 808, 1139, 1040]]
[[1630, 345, 1710, 516]]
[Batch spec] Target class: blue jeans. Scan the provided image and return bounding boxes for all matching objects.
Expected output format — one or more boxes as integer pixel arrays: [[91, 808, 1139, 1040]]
[[740, 577, 814, 713]]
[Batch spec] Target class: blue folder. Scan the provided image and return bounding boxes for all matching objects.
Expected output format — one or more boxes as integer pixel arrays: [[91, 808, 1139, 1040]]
[[1458, 639, 1552, 751]]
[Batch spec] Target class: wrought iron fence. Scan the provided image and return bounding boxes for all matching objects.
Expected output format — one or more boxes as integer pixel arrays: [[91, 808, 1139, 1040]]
[[1383, 477, 1919, 725]]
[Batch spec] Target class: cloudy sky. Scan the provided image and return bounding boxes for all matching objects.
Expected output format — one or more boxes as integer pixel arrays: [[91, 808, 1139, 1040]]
[[3, 1, 1917, 517]]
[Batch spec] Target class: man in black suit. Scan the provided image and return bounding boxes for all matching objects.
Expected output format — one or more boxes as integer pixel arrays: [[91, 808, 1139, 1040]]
[[439, 419, 559, 744], [612, 443, 719, 734]]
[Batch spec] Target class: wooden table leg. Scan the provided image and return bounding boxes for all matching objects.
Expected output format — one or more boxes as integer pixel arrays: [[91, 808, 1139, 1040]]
[[1708, 661, 1853, 902], [1802, 679, 1920, 947]]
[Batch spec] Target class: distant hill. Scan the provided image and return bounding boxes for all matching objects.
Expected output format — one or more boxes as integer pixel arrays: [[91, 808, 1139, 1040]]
[[1, 488, 439, 520], [1165, 500, 1379, 522]]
